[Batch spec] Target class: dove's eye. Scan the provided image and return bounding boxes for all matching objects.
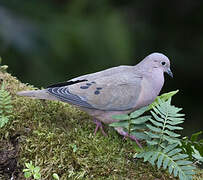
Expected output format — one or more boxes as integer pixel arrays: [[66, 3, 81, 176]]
[[161, 61, 166, 66]]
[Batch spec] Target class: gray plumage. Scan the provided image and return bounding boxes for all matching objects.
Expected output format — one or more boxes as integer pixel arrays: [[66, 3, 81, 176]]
[[17, 52, 173, 141]]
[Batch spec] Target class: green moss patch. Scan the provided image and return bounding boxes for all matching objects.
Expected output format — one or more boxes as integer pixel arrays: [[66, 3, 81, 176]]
[[0, 71, 202, 180]]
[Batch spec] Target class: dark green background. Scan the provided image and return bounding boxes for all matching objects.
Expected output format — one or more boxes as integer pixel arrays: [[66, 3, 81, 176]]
[[0, 0, 202, 137]]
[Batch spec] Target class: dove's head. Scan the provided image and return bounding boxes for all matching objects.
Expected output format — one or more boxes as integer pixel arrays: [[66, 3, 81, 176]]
[[144, 52, 173, 77]]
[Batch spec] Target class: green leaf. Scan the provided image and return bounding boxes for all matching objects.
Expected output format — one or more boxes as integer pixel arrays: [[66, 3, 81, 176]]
[[130, 106, 149, 118], [0, 116, 9, 128], [164, 130, 180, 137], [34, 166, 40, 173], [149, 152, 159, 165], [23, 168, 29, 172], [191, 131, 202, 142], [157, 154, 164, 169], [176, 160, 192, 166], [163, 157, 170, 169], [181, 166, 196, 171], [130, 132, 149, 140], [146, 124, 162, 133], [173, 165, 179, 177], [143, 151, 154, 162], [24, 172, 32, 178], [148, 90, 179, 110], [25, 162, 31, 169], [163, 143, 179, 153], [184, 171, 195, 175], [109, 121, 129, 127], [136, 152, 145, 158], [145, 131, 160, 139], [167, 117, 184, 122], [53, 173, 60, 180], [131, 124, 146, 130], [151, 111, 164, 123], [111, 114, 130, 121], [172, 154, 188, 161], [34, 172, 41, 179], [168, 162, 174, 174], [165, 125, 183, 130], [146, 140, 158, 145], [167, 148, 182, 156], [148, 118, 163, 127], [131, 116, 151, 124], [162, 135, 180, 144]]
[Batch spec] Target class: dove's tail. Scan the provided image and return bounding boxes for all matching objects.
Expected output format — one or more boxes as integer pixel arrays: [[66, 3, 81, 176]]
[[17, 89, 58, 101]]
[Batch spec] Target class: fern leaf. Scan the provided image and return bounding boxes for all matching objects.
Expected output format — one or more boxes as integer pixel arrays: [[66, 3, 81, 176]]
[[184, 171, 195, 175], [146, 140, 158, 145], [0, 116, 9, 128], [131, 116, 151, 124], [131, 124, 146, 130], [146, 124, 162, 133], [148, 90, 179, 110], [167, 120, 184, 126], [180, 166, 196, 171], [157, 153, 164, 169], [168, 148, 182, 156], [145, 131, 160, 139], [129, 106, 148, 118], [176, 160, 192, 166], [163, 143, 179, 153], [168, 162, 175, 174], [130, 132, 149, 140], [165, 124, 183, 130], [109, 121, 129, 128], [172, 154, 188, 161], [164, 130, 180, 137], [135, 152, 145, 158], [148, 118, 163, 127], [167, 116, 184, 121], [151, 111, 164, 123], [149, 152, 159, 165], [173, 165, 179, 177], [111, 114, 130, 121], [143, 151, 154, 162], [163, 156, 170, 169], [0, 83, 13, 128], [162, 135, 180, 144]]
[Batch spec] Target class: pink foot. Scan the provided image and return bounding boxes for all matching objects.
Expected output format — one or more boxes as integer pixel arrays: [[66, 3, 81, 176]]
[[115, 127, 142, 148], [93, 119, 107, 136]]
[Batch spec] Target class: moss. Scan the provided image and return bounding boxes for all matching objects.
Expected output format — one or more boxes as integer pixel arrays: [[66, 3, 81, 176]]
[[0, 70, 202, 180]]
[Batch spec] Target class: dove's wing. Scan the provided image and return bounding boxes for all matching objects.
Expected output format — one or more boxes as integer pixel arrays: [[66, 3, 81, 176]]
[[47, 69, 143, 111]]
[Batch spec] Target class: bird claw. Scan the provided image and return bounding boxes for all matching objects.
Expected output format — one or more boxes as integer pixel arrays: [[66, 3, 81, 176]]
[[115, 127, 142, 148], [93, 119, 107, 136]]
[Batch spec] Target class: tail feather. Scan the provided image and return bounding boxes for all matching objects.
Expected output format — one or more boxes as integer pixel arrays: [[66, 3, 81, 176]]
[[17, 89, 58, 101]]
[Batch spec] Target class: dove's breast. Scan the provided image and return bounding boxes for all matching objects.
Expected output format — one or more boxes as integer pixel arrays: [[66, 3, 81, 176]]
[[135, 70, 164, 109]]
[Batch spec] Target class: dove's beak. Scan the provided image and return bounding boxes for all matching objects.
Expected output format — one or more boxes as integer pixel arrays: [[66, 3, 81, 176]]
[[167, 68, 173, 78]]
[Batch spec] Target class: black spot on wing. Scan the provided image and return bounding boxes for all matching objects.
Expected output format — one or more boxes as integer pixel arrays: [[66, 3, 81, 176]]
[[80, 86, 89, 89], [94, 90, 100, 95], [96, 87, 102, 90], [47, 86, 94, 108], [47, 79, 88, 88]]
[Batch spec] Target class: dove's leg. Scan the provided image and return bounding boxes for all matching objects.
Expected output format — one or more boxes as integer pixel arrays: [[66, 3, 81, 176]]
[[114, 127, 142, 148], [93, 119, 107, 136]]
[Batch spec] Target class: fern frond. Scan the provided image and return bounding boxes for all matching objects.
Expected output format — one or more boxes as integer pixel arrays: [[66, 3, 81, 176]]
[[0, 83, 13, 128], [137, 147, 195, 180], [111, 92, 197, 179], [148, 90, 179, 110]]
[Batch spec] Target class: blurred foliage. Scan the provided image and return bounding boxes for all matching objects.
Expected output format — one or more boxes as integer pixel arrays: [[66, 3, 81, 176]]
[[0, 0, 203, 135], [0, 0, 133, 86]]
